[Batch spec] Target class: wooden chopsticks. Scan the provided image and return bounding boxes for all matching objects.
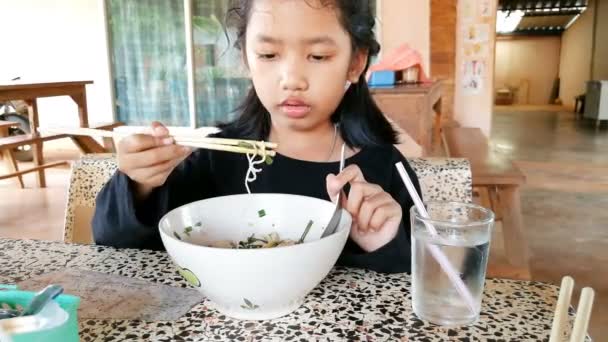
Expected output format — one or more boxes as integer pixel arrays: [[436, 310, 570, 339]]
[[549, 276, 595, 342], [40, 127, 277, 158]]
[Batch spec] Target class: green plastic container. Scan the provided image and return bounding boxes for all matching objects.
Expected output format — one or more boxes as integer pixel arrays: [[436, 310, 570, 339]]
[[0, 285, 80, 342]]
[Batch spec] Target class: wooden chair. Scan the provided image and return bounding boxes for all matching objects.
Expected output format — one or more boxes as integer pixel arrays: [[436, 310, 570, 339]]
[[62, 153, 118, 244], [63, 155, 474, 244], [0, 121, 24, 188], [0, 122, 123, 188]]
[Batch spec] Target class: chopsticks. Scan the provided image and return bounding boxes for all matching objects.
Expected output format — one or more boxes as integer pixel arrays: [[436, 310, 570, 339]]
[[41, 127, 277, 158], [549, 276, 595, 342]]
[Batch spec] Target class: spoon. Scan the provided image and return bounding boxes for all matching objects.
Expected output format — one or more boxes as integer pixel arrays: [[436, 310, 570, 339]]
[[0, 285, 64, 320], [321, 143, 346, 239], [20, 285, 64, 317], [0, 308, 19, 320]]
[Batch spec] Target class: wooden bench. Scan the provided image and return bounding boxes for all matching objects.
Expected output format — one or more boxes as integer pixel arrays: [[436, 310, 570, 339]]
[[0, 122, 123, 187], [442, 127, 531, 279]]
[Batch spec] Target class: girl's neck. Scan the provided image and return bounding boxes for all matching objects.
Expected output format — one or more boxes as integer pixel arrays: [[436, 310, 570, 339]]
[[269, 121, 343, 162]]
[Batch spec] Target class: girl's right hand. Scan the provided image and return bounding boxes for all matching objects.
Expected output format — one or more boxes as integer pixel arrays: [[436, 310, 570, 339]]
[[117, 121, 192, 199]]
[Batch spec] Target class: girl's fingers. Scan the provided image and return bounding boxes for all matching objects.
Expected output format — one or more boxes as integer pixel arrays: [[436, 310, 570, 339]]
[[119, 134, 166, 154], [326, 164, 366, 201], [150, 121, 170, 137], [325, 165, 401, 246], [120, 122, 172, 154], [326, 174, 340, 203], [335, 164, 366, 184], [357, 192, 396, 231], [131, 144, 189, 168], [130, 158, 179, 186], [129, 159, 173, 183], [145, 145, 191, 175], [368, 204, 402, 232], [346, 181, 383, 222]]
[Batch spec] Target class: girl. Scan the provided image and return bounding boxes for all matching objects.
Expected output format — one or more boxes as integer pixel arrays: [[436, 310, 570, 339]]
[[92, 0, 422, 273]]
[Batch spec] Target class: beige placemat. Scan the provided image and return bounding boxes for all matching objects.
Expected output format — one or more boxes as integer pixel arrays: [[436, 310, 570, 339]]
[[18, 268, 204, 321]]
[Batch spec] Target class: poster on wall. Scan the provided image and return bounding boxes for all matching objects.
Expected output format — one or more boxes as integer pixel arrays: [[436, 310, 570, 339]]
[[462, 60, 486, 95], [462, 0, 476, 22], [464, 24, 490, 43], [479, 0, 493, 17], [464, 42, 488, 59]]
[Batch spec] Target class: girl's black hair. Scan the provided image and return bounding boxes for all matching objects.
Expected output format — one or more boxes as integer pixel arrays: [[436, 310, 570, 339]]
[[219, 0, 398, 148]]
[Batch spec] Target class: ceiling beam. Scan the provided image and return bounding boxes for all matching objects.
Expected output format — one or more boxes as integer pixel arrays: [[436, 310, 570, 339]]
[[498, 27, 565, 36], [523, 9, 583, 16], [498, 0, 588, 11]]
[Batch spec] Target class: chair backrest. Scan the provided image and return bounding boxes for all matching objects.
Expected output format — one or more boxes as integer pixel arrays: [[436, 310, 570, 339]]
[[62, 154, 118, 244], [408, 157, 472, 203], [62, 155, 472, 243]]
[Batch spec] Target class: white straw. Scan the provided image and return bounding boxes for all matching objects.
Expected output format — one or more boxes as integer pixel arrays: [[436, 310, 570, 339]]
[[569, 287, 595, 342], [395, 162, 477, 314], [550, 276, 575, 342]]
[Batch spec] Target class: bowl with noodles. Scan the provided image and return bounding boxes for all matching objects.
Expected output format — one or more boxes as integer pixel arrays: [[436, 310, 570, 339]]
[[158, 193, 352, 320]]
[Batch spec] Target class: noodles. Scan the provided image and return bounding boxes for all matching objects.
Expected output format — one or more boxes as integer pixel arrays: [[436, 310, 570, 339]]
[[181, 220, 314, 250], [243, 141, 273, 194], [208, 232, 298, 249]]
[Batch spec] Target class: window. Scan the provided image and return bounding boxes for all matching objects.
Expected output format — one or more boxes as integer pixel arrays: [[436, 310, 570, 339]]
[[192, 0, 250, 126], [107, 0, 189, 126], [106, 0, 380, 127]]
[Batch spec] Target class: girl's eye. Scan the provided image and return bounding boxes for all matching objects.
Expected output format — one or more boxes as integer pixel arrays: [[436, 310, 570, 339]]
[[309, 55, 329, 62], [258, 53, 276, 60]]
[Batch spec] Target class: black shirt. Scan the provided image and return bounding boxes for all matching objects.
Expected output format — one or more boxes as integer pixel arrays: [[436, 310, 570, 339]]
[[92, 144, 421, 273]]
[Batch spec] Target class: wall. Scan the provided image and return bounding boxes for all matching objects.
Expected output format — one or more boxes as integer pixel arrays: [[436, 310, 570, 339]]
[[430, 0, 457, 123], [559, 1, 595, 109], [379, 0, 431, 75], [496, 36, 562, 105], [592, 0, 608, 80], [453, 0, 498, 137], [0, 0, 113, 127]]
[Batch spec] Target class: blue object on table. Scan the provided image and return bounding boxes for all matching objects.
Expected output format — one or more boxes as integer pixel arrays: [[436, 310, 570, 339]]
[[0, 285, 80, 342], [368, 70, 396, 87]]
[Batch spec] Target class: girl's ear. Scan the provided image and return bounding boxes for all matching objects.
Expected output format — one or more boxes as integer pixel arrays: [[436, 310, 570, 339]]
[[347, 49, 369, 84]]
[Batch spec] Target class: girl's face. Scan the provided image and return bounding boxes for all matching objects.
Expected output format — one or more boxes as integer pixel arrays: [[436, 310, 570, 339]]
[[245, 0, 367, 133]]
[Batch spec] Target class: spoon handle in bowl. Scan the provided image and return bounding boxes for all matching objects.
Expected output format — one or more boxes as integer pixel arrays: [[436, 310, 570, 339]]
[[21, 285, 64, 317]]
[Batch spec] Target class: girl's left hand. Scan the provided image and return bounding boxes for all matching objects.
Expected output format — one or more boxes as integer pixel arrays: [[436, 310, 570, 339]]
[[326, 165, 402, 252]]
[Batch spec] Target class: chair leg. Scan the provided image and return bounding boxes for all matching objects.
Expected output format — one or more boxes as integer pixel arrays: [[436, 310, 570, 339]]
[[488, 186, 502, 221], [1, 149, 25, 188], [497, 185, 530, 268], [474, 186, 492, 210]]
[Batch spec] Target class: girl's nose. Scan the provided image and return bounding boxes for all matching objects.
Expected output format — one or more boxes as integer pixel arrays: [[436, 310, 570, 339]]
[[280, 59, 308, 92]]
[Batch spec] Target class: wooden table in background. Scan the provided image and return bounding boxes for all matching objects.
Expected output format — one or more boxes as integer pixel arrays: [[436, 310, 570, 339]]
[[442, 127, 531, 280], [0, 81, 121, 187], [371, 81, 442, 155]]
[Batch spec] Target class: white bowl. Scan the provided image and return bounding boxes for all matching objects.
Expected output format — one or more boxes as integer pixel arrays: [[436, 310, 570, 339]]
[[158, 193, 352, 320]]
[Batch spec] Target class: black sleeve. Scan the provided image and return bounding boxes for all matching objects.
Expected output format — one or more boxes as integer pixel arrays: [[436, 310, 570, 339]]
[[336, 148, 422, 273], [91, 149, 213, 249]]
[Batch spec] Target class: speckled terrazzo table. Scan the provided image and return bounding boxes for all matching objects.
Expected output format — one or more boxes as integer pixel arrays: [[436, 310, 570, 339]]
[[0, 238, 584, 341]]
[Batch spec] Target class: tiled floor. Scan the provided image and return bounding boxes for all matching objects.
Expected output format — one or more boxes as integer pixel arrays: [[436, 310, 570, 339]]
[[491, 107, 608, 339], [1, 108, 607, 339]]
